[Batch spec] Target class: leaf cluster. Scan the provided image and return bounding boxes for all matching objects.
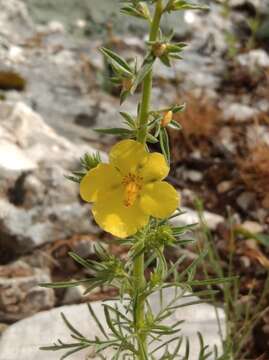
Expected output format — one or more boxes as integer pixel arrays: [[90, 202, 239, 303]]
[[66, 152, 101, 183], [41, 211, 234, 359]]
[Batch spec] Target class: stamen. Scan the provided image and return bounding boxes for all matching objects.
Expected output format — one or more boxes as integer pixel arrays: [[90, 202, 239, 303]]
[[122, 173, 143, 207]]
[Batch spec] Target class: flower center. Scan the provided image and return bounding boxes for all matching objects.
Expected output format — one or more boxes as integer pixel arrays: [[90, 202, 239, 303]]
[[122, 173, 143, 207]]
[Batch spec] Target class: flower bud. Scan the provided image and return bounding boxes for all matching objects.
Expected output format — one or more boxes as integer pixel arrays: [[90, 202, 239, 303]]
[[137, 2, 150, 19], [152, 43, 167, 58], [161, 110, 173, 127], [146, 225, 175, 249], [122, 77, 133, 91]]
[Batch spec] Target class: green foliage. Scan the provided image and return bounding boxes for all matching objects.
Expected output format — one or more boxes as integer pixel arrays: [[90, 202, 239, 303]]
[[121, 1, 151, 20], [195, 198, 269, 359], [41, 211, 230, 359], [65, 152, 101, 183], [164, 0, 208, 13]]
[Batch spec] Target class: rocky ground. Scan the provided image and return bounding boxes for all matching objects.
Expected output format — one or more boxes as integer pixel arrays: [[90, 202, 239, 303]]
[[0, 0, 269, 358]]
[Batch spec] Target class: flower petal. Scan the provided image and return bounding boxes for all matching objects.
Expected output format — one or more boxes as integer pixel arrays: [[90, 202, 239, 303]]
[[92, 188, 149, 238], [140, 152, 169, 182], [80, 164, 121, 202], [140, 181, 179, 218], [109, 139, 148, 175]]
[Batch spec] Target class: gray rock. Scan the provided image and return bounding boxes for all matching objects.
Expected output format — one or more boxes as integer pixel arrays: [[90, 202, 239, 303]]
[[0, 199, 54, 254], [221, 102, 259, 122], [237, 49, 269, 70], [72, 237, 104, 258], [62, 285, 85, 305], [0, 102, 102, 254], [0, 287, 225, 359], [184, 170, 203, 183], [0, 197, 98, 255], [0, 260, 55, 322], [171, 206, 224, 231], [236, 192, 256, 211], [0, 0, 34, 41]]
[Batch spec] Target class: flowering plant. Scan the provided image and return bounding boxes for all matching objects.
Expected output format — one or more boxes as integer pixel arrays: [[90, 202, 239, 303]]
[[41, 1, 232, 359]]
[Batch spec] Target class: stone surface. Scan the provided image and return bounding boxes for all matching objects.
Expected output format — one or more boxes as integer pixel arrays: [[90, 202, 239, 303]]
[[0, 260, 55, 322], [172, 207, 224, 231], [0, 198, 97, 256], [0, 288, 225, 359], [241, 221, 263, 234], [236, 192, 256, 212], [0, 102, 101, 256], [0, 0, 34, 41], [221, 102, 259, 122], [237, 49, 269, 70]]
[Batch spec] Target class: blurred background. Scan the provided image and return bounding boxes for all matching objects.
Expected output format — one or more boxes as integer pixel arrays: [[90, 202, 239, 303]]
[[0, 0, 269, 358]]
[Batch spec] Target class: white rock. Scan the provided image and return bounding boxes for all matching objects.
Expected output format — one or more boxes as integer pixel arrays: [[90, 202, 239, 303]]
[[0, 0, 34, 40], [221, 102, 259, 122], [172, 207, 224, 230], [237, 49, 269, 70], [0, 288, 225, 360], [47, 21, 65, 34], [75, 19, 87, 29], [241, 221, 263, 234], [7, 46, 25, 64], [218, 126, 236, 153], [0, 140, 36, 172], [184, 170, 203, 183], [217, 181, 233, 193], [0, 102, 105, 166]]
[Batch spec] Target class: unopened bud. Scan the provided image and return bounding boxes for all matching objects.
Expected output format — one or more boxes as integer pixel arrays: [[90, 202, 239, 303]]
[[146, 225, 175, 250], [161, 110, 173, 127], [152, 43, 167, 58], [137, 2, 150, 19], [122, 78, 133, 91]]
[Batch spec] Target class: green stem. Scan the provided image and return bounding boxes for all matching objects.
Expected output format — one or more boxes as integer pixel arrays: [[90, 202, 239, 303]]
[[134, 2, 163, 359], [137, 0, 163, 144], [134, 251, 147, 359]]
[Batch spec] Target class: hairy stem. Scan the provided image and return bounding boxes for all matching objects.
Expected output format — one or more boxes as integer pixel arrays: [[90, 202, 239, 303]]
[[134, 1, 163, 359], [137, 0, 163, 144]]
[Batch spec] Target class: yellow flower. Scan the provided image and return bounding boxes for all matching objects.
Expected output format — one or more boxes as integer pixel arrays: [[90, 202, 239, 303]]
[[80, 139, 179, 238]]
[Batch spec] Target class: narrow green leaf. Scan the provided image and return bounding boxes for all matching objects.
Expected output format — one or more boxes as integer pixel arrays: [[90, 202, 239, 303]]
[[40, 279, 91, 289], [60, 345, 89, 360], [178, 250, 208, 281], [168, 120, 182, 130], [119, 112, 136, 128], [87, 303, 109, 339], [130, 56, 155, 94], [68, 252, 92, 269], [185, 276, 237, 286], [146, 133, 159, 143], [160, 54, 171, 67], [159, 127, 170, 164], [100, 48, 132, 77]]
